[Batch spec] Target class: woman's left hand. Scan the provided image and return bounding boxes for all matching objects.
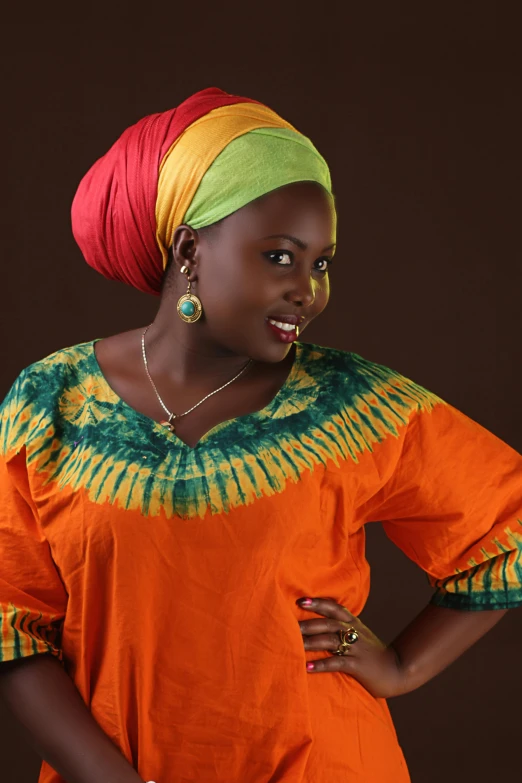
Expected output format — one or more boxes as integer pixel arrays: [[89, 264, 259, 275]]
[[297, 597, 407, 698]]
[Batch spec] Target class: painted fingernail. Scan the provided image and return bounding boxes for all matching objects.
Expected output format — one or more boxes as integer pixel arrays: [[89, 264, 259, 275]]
[[306, 662, 315, 671], [300, 598, 313, 606]]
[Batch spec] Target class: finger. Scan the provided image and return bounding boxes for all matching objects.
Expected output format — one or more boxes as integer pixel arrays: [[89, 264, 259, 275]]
[[296, 597, 355, 623], [306, 655, 356, 674], [299, 618, 355, 636], [302, 632, 342, 651]]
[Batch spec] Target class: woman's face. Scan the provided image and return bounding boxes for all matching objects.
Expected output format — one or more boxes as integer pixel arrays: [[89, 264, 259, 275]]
[[173, 181, 337, 363]]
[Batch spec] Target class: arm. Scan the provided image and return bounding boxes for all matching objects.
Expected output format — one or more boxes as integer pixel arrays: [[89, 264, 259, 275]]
[[0, 654, 145, 783], [390, 602, 508, 694], [314, 392, 522, 696], [298, 597, 509, 698]]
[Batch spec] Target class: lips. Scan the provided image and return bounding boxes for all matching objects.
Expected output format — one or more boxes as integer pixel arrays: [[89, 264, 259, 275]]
[[265, 314, 304, 325], [266, 315, 302, 344]]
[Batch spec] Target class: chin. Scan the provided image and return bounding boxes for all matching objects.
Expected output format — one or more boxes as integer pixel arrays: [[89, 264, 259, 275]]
[[246, 338, 294, 365]]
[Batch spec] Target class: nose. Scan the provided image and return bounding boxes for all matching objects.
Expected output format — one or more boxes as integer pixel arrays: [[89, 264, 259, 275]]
[[284, 270, 317, 308]]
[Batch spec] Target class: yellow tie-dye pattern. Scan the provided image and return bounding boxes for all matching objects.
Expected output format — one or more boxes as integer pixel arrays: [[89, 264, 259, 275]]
[[2, 340, 522, 633], [0, 344, 441, 520], [0, 603, 62, 663]]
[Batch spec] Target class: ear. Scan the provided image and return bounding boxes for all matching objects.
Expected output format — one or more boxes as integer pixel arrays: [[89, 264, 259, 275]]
[[171, 225, 200, 278]]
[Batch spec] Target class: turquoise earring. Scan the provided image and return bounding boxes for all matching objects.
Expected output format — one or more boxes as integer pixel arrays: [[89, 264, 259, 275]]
[[177, 266, 203, 323]]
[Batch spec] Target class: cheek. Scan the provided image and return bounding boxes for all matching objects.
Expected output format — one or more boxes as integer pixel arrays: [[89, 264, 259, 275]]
[[198, 256, 267, 314], [313, 277, 330, 310]]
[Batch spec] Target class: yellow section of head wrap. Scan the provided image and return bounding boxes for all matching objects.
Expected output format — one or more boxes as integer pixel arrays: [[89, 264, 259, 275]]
[[155, 103, 295, 269]]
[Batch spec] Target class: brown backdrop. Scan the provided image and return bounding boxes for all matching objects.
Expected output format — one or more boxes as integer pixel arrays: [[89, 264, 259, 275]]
[[1, 4, 521, 782]]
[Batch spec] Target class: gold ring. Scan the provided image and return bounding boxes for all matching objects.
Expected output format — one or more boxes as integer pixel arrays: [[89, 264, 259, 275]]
[[332, 626, 359, 656]]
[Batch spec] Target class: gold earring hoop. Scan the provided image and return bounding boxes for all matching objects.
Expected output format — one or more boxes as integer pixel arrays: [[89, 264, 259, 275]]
[[177, 266, 203, 323]]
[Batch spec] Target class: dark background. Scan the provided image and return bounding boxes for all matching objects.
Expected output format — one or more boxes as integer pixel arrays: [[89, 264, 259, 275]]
[[1, 4, 521, 782]]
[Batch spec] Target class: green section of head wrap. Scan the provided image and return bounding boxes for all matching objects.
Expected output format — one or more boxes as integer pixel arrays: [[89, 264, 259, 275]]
[[183, 126, 333, 230]]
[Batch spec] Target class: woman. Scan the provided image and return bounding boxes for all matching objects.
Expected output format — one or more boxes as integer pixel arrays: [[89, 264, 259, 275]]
[[0, 87, 521, 783]]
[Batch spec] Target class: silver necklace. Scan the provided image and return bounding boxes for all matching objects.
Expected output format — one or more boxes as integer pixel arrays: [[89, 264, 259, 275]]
[[141, 325, 254, 433]]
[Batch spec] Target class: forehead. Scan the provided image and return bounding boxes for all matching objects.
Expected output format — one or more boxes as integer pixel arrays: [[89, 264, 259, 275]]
[[227, 182, 337, 245]]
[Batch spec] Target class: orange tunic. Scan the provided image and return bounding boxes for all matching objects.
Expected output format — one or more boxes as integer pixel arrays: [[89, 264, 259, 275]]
[[1, 339, 521, 783]]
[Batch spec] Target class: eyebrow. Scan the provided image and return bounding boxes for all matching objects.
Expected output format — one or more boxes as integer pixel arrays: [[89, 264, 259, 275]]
[[261, 234, 336, 253]]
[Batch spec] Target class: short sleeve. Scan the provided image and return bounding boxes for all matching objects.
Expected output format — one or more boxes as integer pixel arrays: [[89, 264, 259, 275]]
[[0, 373, 68, 663], [358, 400, 522, 611]]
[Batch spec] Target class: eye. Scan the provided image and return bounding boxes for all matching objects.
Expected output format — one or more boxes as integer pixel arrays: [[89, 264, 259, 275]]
[[264, 251, 293, 266], [263, 251, 333, 273], [314, 257, 333, 273]]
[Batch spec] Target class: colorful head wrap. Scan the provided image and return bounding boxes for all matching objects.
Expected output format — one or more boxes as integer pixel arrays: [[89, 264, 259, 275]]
[[71, 88, 334, 296]]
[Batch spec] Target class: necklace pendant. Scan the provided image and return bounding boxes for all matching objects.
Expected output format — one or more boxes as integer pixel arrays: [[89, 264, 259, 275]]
[[160, 418, 175, 433]]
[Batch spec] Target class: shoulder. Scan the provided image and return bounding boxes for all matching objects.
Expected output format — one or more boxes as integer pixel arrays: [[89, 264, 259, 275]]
[[2, 341, 96, 404], [0, 341, 96, 456], [299, 341, 445, 422]]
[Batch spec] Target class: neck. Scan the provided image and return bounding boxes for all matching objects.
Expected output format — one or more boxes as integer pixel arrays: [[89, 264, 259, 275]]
[[144, 299, 253, 388]]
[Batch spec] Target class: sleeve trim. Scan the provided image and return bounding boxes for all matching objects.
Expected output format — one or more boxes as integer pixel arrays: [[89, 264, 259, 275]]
[[430, 589, 522, 612]]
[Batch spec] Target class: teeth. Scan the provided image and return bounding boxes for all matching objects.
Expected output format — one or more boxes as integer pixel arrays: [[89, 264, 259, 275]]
[[268, 319, 295, 331]]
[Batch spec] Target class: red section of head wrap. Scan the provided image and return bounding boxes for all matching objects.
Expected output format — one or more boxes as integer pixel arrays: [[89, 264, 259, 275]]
[[71, 88, 260, 296]]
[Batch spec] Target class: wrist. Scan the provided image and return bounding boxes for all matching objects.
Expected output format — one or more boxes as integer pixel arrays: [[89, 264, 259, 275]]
[[384, 644, 413, 697], [387, 643, 422, 696]]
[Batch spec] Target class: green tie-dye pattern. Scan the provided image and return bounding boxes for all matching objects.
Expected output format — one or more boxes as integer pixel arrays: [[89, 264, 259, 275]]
[[2, 341, 522, 616], [0, 604, 61, 662], [430, 521, 522, 610], [0, 341, 441, 520]]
